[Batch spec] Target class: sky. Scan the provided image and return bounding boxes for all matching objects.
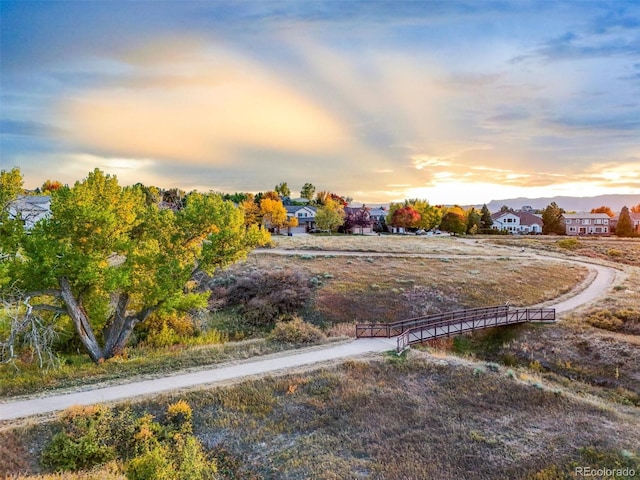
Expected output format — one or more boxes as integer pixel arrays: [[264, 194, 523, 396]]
[[1, 1, 639, 205]]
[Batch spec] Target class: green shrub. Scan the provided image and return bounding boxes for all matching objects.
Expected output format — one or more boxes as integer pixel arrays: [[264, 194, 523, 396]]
[[41, 406, 116, 472], [126, 444, 174, 480], [145, 322, 180, 348], [557, 238, 581, 250], [40, 402, 217, 478], [268, 317, 326, 345], [166, 400, 193, 434], [174, 435, 217, 480]]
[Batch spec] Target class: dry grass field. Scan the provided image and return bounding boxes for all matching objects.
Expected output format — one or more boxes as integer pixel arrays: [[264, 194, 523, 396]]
[[2, 234, 639, 479], [233, 252, 588, 327], [4, 355, 639, 479], [487, 236, 640, 267], [271, 233, 490, 255]]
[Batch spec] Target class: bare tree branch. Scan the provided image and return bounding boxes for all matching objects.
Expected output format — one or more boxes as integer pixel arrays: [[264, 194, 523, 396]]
[[31, 304, 67, 315], [0, 294, 59, 369]]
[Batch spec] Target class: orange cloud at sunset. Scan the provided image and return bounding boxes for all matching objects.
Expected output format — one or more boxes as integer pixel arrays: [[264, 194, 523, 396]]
[[57, 40, 347, 164]]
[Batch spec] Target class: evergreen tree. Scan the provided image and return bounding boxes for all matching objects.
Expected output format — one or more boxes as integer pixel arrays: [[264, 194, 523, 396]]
[[542, 202, 565, 235], [480, 204, 493, 230], [615, 206, 635, 237]]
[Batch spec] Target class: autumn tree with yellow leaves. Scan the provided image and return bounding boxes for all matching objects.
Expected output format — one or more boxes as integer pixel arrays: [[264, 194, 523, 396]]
[[2, 169, 270, 363]]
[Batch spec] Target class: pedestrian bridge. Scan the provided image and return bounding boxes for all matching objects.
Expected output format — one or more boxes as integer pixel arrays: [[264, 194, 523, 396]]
[[356, 304, 556, 353]]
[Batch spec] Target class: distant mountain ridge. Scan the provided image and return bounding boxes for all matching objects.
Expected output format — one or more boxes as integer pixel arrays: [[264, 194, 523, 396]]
[[485, 194, 640, 213]]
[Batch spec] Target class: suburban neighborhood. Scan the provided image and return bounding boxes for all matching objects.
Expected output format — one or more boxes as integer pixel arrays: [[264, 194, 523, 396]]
[[9, 186, 640, 237]]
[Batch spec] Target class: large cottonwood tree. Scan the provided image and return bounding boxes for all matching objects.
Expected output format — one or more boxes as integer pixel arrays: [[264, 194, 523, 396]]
[[5, 169, 270, 363]]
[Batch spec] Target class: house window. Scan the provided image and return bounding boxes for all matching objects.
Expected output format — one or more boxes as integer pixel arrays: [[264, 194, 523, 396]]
[[569, 227, 576, 232], [566, 219, 572, 224]]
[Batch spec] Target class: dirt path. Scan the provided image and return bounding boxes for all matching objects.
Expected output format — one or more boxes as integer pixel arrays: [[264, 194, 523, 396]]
[[0, 248, 620, 422]]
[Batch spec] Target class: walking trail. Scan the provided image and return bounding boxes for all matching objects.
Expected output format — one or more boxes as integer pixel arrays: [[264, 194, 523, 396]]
[[0, 247, 619, 422]]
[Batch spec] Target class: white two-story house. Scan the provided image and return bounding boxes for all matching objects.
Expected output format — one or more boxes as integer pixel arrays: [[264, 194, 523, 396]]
[[285, 205, 317, 234], [491, 211, 543, 234]]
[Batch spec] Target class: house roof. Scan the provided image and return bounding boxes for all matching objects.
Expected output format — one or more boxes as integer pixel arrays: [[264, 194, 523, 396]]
[[562, 213, 610, 219], [491, 210, 542, 226], [611, 212, 640, 222], [515, 211, 543, 226], [491, 211, 516, 220], [285, 205, 316, 214], [12, 195, 51, 207], [368, 207, 387, 217], [9, 195, 52, 228]]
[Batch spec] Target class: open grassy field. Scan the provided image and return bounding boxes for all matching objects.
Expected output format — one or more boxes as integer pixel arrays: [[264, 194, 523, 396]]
[[2, 234, 639, 479]]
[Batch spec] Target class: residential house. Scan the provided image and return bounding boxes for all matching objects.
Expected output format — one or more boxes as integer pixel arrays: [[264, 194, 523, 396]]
[[491, 211, 543, 234], [610, 212, 640, 234], [368, 206, 388, 232], [285, 205, 316, 234], [343, 206, 374, 234], [8, 195, 51, 229], [562, 213, 610, 236]]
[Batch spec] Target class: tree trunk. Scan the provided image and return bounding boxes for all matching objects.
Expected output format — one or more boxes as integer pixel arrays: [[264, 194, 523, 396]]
[[106, 307, 155, 358], [58, 277, 105, 363], [103, 293, 130, 356], [59, 279, 159, 363]]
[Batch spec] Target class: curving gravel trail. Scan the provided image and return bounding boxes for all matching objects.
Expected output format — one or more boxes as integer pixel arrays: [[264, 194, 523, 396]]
[[0, 249, 619, 422]]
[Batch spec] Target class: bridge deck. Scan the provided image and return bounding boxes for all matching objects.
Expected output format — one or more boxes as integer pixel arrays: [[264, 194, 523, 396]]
[[356, 305, 555, 353]]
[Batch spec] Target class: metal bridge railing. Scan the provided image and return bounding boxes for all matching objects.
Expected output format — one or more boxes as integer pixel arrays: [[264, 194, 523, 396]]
[[354, 304, 555, 353], [396, 307, 555, 353], [356, 305, 510, 339]]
